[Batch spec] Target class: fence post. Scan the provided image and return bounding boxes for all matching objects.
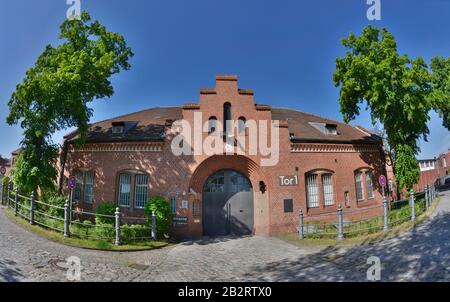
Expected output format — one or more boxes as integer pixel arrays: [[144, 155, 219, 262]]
[[29, 191, 35, 225], [151, 211, 157, 241], [424, 186, 429, 210], [7, 182, 11, 208], [383, 197, 389, 232], [409, 189, 415, 222], [298, 209, 304, 240], [64, 201, 70, 238], [337, 205, 344, 240], [431, 184, 436, 200], [115, 207, 121, 246], [14, 188, 19, 216]]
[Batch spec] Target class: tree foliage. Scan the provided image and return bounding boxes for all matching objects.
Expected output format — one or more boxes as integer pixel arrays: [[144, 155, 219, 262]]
[[7, 11, 133, 193], [333, 26, 435, 190], [429, 57, 450, 130]]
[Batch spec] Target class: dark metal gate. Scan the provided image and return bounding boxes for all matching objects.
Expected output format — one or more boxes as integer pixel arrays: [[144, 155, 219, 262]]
[[203, 170, 254, 236]]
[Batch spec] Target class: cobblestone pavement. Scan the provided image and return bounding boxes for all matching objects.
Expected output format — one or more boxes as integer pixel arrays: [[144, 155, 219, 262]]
[[0, 189, 449, 282]]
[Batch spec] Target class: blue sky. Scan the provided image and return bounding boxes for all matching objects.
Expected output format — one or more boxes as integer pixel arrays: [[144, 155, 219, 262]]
[[0, 0, 449, 160]]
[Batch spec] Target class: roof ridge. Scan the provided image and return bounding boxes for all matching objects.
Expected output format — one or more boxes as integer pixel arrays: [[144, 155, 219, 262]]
[[90, 106, 182, 126]]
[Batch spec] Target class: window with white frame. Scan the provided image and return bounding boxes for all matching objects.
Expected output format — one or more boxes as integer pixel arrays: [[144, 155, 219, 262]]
[[118, 173, 149, 208], [322, 174, 334, 206], [355, 172, 364, 201], [306, 174, 319, 208], [73, 170, 94, 204], [366, 172, 375, 199]]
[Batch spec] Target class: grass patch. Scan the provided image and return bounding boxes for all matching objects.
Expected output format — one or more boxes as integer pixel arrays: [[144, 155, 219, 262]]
[[2, 208, 169, 251], [277, 196, 441, 247]]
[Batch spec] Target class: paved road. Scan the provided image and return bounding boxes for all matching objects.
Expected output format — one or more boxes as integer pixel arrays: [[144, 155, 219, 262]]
[[0, 189, 449, 282]]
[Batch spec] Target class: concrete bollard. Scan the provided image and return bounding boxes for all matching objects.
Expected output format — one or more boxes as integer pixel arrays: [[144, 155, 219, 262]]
[[29, 191, 35, 225], [64, 201, 70, 238], [383, 197, 389, 232], [115, 208, 121, 246], [14, 188, 18, 216], [151, 211, 157, 241], [337, 205, 344, 240], [409, 189, 415, 222], [298, 209, 304, 240]]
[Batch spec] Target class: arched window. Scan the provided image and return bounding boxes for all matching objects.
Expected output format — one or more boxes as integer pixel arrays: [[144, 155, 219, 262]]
[[355, 169, 375, 202], [306, 170, 335, 208], [238, 117, 246, 134], [208, 116, 217, 134], [223, 102, 231, 135], [306, 174, 319, 208], [366, 171, 375, 199], [355, 172, 364, 201], [73, 170, 95, 204], [322, 173, 334, 206]]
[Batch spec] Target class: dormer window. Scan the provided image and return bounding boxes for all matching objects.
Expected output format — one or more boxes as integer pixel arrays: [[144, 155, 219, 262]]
[[309, 122, 338, 136], [325, 124, 338, 135], [112, 122, 125, 134]]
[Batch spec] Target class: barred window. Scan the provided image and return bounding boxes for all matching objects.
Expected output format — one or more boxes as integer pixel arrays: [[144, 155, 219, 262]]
[[193, 200, 200, 217], [306, 174, 319, 208], [84, 171, 94, 204], [355, 172, 364, 201], [118, 174, 132, 207], [366, 172, 374, 199], [322, 174, 334, 206], [73, 171, 84, 202], [170, 197, 177, 215], [135, 175, 149, 208]]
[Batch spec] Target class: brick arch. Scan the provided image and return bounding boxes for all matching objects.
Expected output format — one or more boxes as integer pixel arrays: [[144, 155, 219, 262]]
[[189, 155, 266, 194]]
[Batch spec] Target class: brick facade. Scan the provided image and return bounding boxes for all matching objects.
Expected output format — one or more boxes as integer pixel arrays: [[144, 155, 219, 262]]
[[62, 75, 386, 238]]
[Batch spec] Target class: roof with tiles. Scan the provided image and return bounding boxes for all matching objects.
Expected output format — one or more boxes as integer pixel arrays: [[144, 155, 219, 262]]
[[65, 106, 381, 145]]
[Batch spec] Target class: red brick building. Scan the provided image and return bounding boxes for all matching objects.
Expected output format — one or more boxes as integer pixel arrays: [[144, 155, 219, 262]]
[[60, 75, 386, 238], [414, 150, 450, 192]]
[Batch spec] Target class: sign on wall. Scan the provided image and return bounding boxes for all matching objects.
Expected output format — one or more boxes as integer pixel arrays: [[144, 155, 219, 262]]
[[181, 200, 189, 209], [173, 216, 188, 227], [279, 175, 299, 187]]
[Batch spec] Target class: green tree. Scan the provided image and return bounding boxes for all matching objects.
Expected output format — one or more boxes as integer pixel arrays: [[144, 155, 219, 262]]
[[429, 56, 450, 130], [7, 11, 133, 194], [333, 26, 432, 190]]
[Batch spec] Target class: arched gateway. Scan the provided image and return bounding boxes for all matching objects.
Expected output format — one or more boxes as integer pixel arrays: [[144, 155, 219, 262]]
[[203, 170, 254, 236]]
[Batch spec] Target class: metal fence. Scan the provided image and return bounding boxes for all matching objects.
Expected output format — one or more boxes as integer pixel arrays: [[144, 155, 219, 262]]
[[0, 181, 157, 246], [297, 184, 438, 240]]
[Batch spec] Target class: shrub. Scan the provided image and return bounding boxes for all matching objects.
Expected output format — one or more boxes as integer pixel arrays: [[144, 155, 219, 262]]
[[121, 224, 151, 243], [44, 195, 66, 218], [144, 196, 171, 238], [95, 202, 116, 225]]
